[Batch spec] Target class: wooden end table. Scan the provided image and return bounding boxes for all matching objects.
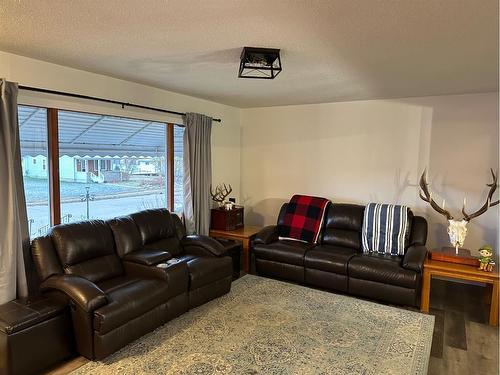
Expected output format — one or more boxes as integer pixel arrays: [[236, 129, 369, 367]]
[[421, 257, 499, 326], [209, 225, 262, 273]]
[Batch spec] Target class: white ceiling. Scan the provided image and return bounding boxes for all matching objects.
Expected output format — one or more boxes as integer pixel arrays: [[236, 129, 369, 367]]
[[0, 0, 498, 108]]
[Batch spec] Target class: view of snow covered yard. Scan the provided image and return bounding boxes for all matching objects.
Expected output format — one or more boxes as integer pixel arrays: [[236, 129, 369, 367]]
[[19, 105, 184, 238]]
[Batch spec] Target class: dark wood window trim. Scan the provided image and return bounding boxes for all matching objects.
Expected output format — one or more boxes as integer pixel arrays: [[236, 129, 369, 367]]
[[47, 108, 61, 225]]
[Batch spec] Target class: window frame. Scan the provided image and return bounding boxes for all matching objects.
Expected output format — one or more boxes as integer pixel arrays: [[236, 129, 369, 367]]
[[20, 105, 180, 226]]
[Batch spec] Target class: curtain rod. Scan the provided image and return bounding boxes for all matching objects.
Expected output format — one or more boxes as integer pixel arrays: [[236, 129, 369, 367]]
[[18, 85, 222, 123]]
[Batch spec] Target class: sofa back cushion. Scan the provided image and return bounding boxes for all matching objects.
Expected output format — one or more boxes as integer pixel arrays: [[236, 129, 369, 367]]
[[31, 235, 63, 282], [321, 204, 365, 250], [107, 216, 143, 257], [50, 220, 123, 283], [409, 216, 427, 246], [172, 213, 186, 240], [130, 209, 174, 242], [130, 209, 183, 255], [277, 204, 288, 226], [279, 202, 426, 251]]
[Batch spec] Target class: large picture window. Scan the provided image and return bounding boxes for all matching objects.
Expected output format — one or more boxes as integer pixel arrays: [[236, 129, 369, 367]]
[[18, 105, 183, 234], [58, 110, 168, 222], [18, 106, 50, 237]]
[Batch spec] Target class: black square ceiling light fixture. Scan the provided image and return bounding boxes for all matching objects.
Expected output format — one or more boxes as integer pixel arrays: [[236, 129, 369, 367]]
[[238, 47, 282, 79]]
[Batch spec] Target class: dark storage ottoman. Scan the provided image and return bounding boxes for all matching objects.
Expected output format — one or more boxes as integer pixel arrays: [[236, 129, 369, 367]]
[[0, 297, 75, 375]]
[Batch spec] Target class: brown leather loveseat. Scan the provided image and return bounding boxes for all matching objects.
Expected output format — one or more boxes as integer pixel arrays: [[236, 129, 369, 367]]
[[31, 209, 232, 360]]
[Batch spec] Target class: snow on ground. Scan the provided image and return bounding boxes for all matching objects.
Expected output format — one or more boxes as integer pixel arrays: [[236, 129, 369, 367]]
[[24, 177, 143, 202], [24, 177, 183, 237]]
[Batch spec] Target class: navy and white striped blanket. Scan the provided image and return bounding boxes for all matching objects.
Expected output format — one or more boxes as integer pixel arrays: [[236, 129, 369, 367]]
[[362, 203, 410, 256]]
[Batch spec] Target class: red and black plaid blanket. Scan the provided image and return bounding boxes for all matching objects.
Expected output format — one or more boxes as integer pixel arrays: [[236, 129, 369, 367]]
[[278, 195, 331, 243]]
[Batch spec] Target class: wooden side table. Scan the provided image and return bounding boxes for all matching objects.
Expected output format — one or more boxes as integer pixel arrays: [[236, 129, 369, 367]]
[[209, 225, 262, 273], [421, 257, 499, 326]]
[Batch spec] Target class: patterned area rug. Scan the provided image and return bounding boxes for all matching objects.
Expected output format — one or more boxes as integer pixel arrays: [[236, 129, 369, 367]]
[[72, 275, 434, 375]]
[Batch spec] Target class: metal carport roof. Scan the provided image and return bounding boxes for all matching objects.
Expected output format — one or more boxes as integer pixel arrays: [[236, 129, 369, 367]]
[[18, 106, 184, 157]]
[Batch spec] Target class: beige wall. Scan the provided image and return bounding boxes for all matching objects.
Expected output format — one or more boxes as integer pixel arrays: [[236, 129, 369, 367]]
[[2, 51, 498, 252], [0, 51, 242, 200], [241, 93, 499, 253]]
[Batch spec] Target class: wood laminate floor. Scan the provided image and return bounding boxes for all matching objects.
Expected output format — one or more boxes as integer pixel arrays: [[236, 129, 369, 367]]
[[45, 277, 499, 375], [427, 278, 499, 375]]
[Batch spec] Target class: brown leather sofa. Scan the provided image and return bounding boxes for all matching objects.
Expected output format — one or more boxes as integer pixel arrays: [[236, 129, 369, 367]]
[[254, 203, 428, 307], [29, 209, 232, 361]]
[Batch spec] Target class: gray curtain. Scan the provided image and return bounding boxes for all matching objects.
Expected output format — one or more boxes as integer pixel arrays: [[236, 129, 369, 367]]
[[0, 80, 30, 304], [183, 112, 212, 235]]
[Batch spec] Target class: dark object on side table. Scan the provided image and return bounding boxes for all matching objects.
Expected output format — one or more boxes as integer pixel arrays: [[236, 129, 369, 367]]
[[210, 206, 244, 231], [253, 203, 428, 307]]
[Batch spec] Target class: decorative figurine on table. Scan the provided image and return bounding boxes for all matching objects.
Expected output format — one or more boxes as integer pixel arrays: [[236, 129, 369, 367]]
[[478, 244, 494, 272]]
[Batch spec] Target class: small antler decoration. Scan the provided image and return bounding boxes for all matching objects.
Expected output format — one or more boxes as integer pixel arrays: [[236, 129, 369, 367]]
[[210, 183, 233, 207]]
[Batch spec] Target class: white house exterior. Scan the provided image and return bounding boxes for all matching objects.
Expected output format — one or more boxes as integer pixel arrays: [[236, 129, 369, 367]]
[[22, 155, 47, 179], [22, 155, 161, 183]]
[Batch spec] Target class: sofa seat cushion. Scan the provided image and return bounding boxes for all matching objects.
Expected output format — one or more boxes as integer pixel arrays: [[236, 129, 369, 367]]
[[253, 240, 314, 266], [186, 257, 233, 290], [304, 246, 358, 275], [97, 275, 140, 294], [348, 253, 418, 289], [93, 278, 169, 334]]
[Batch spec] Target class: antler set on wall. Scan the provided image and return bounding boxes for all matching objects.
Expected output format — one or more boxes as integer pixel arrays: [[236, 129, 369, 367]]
[[462, 169, 499, 221], [210, 183, 232, 204], [419, 170, 453, 220], [419, 168, 499, 222]]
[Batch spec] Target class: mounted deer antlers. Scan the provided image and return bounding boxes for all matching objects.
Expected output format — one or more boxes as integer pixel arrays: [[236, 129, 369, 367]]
[[210, 183, 232, 204], [462, 168, 499, 221], [419, 168, 499, 222], [419, 169, 453, 220], [419, 168, 499, 252]]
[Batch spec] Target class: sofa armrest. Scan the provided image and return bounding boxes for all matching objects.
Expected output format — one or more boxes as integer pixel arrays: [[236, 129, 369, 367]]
[[402, 246, 428, 272], [181, 235, 226, 256], [123, 249, 172, 266], [40, 274, 108, 312], [254, 225, 279, 245]]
